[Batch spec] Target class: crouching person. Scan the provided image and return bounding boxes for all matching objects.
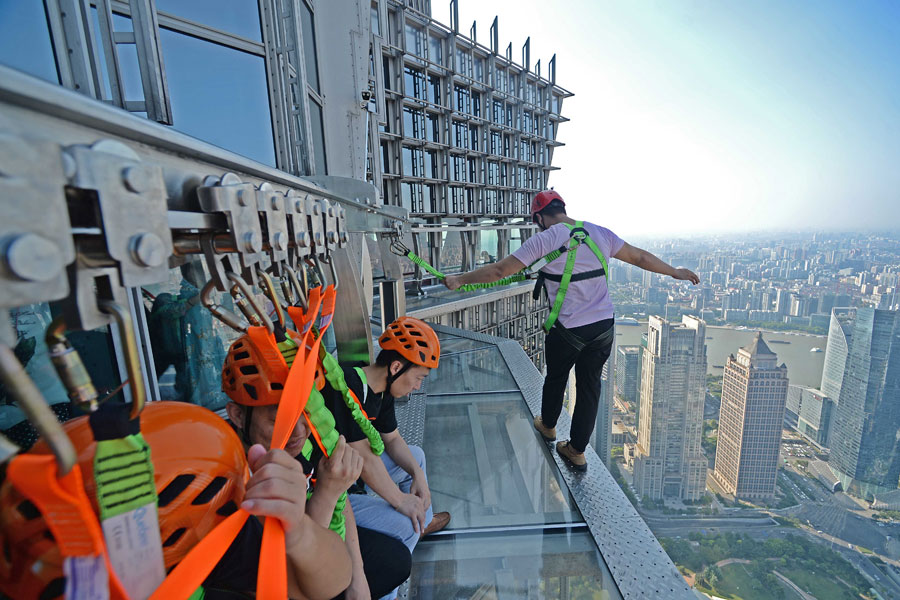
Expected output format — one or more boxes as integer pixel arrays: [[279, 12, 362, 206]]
[[224, 327, 412, 599], [322, 317, 451, 557]]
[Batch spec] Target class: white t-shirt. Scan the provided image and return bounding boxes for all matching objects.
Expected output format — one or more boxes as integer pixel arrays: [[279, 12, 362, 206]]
[[512, 221, 625, 328]]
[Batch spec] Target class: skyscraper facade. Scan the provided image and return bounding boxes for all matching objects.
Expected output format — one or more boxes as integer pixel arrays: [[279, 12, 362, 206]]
[[634, 316, 707, 502], [615, 345, 641, 406], [785, 385, 833, 447], [713, 333, 789, 501], [821, 307, 855, 402], [828, 307, 900, 499]]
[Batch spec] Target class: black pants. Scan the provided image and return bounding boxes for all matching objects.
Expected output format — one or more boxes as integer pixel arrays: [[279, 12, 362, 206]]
[[541, 318, 615, 453], [334, 526, 411, 599]]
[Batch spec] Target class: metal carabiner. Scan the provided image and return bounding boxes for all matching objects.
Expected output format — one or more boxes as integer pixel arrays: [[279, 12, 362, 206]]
[[230, 283, 264, 328], [98, 301, 146, 419], [305, 256, 327, 290], [226, 271, 274, 333], [256, 267, 287, 329], [320, 255, 340, 290], [283, 263, 308, 311], [0, 343, 77, 474], [389, 236, 411, 257], [46, 316, 100, 412], [201, 279, 249, 333]]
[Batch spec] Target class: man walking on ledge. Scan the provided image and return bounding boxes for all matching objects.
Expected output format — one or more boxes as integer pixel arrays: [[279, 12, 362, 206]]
[[444, 190, 699, 471]]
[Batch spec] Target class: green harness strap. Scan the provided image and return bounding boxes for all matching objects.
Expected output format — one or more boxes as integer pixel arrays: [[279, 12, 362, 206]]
[[542, 222, 609, 333]]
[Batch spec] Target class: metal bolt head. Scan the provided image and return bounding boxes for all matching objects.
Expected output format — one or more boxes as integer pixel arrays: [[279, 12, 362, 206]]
[[314, 232, 324, 246], [129, 233, 167, 268], [312, 203, 321, 216], [122, 166, 149, 193], [296, 232, 310, 247], [271, 195, 281, 210], [236, 190, 248, 207], [3, 234, 63, 282], [242, 231, 262, 253], [327, 206, 335, 217], [295, 200, 304, 213], [340, 231, 348, 245], [327, 231, 338, 244], [272, 232, 287, 251]]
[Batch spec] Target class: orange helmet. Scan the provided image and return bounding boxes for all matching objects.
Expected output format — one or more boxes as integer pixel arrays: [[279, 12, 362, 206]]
[[378, 317, 440, 369], [530, 190, 564, 216], [0, 401, 248, 600], [222, 326, 293, 406]]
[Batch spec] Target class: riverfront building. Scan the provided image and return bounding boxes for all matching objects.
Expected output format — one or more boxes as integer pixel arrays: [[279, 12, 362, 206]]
[[634, 316, 707, 502], [713, 333, 789, 501], [828, 307, 900, 499]]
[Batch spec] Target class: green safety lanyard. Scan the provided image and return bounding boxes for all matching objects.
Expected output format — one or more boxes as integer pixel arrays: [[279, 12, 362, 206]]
[[541, 222, 609, 332], [392, 222, 609, 333]]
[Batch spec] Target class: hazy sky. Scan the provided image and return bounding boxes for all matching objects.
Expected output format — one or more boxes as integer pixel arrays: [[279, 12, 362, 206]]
[[434, 1, 900, 237]]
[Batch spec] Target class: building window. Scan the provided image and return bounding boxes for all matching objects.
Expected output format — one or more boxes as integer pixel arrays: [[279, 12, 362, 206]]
[[426, 112, 440, 143], [469, 125, 480, 151], [0, 3, 59, 84], [156, 0, 262, 41], [424, 149, 438, 178], [405, 66, 426, 100], [159, 28, 276, 166], [371, 3, 381, 35], [308, 99, 327, 174], [453, 120, 467, 149], [298, 1, 320, 93], [468, 157, 479, 183], [405, 22, 425, 57], [428, 34, 442, 65], [428, 74, 442, 105]]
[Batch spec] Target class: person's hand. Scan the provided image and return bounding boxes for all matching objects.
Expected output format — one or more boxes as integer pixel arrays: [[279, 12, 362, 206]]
[[345, 573, 371, 600], [242, 445, 309, 549], [395, 492, 427, 534], [316, 436, 364, 500], [410, 473, 431, 510], [672, 268, 700, 285], [443, 275, 461, 291]]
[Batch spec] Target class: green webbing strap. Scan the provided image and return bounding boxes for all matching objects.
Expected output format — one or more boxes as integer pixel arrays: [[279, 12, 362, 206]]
[[94, 432, 156, 520], [188, 586, 205, 600], [321, 358, 383, 455], [541, 221, 609, 333], [405, 251, 529, 290]]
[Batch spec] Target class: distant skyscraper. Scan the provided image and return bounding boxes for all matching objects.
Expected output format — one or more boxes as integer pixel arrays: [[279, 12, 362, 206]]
[[615, 345, 641, 406], [634, 316, 707, 502], [785, 385, 833, 447], [776, 289, 791, 316], [591, 359, 614, 467], [821, 308, 855, 408], [828, 307, 900, 499], [713, 333, 789, 501]]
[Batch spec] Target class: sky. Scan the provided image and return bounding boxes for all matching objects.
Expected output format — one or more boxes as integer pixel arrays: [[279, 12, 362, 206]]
[[434, 0, 900, 237]]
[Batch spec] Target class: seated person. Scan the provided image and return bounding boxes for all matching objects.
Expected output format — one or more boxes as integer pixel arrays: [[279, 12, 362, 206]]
[[0, 400, 350, 600], [322, 317, 450, 553], [224, 328, 412, 599]]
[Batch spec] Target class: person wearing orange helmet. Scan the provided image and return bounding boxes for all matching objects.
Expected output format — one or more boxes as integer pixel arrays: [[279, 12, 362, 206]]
[[0, 401, 352, 600], [321, 317, 450, 560], [443, 190, 699, 471], [222, 328, 412, 600]]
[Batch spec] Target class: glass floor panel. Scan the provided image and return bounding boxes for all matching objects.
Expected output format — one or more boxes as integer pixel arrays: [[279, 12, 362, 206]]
[[427, 346, 518, 394], [409, 529, 622, 600], [424, 391, 581, 529]]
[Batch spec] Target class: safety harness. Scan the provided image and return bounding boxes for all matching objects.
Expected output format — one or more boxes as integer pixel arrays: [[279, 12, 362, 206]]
[[392, 221, 609, 334]]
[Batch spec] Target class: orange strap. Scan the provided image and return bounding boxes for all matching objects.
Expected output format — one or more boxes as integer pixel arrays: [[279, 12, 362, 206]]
[[347, 389, 372, 421], [7, 454, 129, 600]]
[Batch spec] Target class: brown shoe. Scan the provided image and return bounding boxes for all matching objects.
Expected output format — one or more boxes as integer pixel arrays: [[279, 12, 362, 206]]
[[533, 416, 557, 441], [423, 511, 450, 536], [556, 441, 587, 472]]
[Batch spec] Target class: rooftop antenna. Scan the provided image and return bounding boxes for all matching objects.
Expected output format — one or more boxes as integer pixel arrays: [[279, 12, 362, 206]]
[[490, 16, 498, 54]]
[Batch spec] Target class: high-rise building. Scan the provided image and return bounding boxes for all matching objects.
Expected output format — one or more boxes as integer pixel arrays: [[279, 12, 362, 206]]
[[828, 307, 900, 499], [785, 385, 833, 447], [821, 308, 855, 409], [713, 333, 789, 501], [775, 289, 791, 316], [591, 359, 614, 467], [633, 316, 707, 502], [615, 345, 641, 406]]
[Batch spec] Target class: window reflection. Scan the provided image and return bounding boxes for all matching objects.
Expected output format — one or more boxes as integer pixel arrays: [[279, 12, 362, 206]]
[[159, 28, 276, 166], [309, 99, 328, 175], [298, 1, 320, 92], [156, 0, 262, 42], [0, 2, 59, 84]]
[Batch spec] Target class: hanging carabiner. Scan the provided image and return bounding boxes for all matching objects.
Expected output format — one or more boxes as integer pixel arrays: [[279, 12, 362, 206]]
[[0, 343, 77, 474], [284, 263, 308, 311], [320, 255, 340, 290], [389, 236, 411, 257], [305, 256, 327, 290], [257, 267, 287, 330], [46, 316, 100, 412], [201, 279, 249, 333], [230, 282, 265, 328], [226, 271, 274, 333], [99, 301, 146, 419]]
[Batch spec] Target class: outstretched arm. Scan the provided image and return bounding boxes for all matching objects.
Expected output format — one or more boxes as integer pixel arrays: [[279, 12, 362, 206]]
[[443, 255, 526, 291], [613, 242, 700, 284]]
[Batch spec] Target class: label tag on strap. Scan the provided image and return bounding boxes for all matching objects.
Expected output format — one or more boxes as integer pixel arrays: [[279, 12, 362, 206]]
[[64, 553, 110, 600]]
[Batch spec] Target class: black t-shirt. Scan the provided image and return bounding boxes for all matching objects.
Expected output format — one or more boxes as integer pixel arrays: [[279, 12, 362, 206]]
[[202, 516, 263, 599], [323, 366, 397, 443]]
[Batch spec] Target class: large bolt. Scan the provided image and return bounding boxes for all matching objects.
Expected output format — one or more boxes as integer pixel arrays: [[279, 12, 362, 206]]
[[271, 195, 280, 210], [314, 232, 324, 246], [3, 234, 63, 282], [340, 231, 348, 244], [295, 200, 304, 213], [122, 166, 149, 193], [327, 206, 335, 217], [272, 232, 287, 251], [236, 190, 248, 207], [327, 231, 338, 244], [129, 233, 167, 267], [296, 232, 310, 247], [242, 231, 262, 253], [312, 203, 321, 216]]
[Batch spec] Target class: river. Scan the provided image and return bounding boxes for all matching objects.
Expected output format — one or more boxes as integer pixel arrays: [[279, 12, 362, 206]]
[[614, 322, 827, 388]]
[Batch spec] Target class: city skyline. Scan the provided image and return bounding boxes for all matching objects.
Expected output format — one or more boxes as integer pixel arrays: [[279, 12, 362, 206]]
[[435, 1, 900, 237]]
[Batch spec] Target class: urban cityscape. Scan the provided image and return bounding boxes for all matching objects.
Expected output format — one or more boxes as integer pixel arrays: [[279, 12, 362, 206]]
[[602, 232, 900, 599], [0, 0, 898, 599]]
